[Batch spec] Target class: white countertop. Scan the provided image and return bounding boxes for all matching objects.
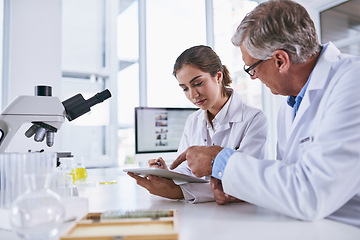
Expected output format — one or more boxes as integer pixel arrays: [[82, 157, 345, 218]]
[[1, 167, 360, 240]]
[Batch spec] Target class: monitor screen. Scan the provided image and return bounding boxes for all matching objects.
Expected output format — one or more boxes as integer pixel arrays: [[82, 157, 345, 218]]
[[135, 107, 198, 154]]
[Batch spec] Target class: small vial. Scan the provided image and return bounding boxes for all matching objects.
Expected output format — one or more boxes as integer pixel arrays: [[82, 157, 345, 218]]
[[71, 157, 88, 183]]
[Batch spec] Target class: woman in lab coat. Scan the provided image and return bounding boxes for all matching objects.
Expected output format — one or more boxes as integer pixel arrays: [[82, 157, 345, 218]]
[[128, 45, 268, 203]]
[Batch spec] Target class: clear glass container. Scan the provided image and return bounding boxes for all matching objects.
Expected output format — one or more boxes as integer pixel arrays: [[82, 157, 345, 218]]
[[10, 173, 65, 239], [55, 158, 78, 196]]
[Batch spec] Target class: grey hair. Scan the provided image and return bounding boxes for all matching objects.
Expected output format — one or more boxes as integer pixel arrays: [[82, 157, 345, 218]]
[[232, 0, 321, 64]]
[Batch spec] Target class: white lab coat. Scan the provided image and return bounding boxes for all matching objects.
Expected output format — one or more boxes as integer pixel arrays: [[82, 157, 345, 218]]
[[221, 42, 360, 227], [174, 89, 268, 203]]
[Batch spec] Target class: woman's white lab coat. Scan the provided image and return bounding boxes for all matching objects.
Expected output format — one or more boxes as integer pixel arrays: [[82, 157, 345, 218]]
[[174, 89, 268, 203], [221, 42, 360, 227]]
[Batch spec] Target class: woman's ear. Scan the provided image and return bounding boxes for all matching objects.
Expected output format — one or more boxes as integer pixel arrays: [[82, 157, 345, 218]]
[[216, 71, 223, 84], [273, 50, 290, 73]]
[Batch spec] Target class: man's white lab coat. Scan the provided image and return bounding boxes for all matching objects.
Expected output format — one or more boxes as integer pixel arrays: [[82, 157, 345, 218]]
[[222, 42, 360, 227], [175, 89, 268, 203]]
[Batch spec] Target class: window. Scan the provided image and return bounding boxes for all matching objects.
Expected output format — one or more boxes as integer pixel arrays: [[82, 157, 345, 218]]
[[60, 0, 274, 166], [213, 0, 283, 157], [117, 0, 207, 167], [60, 0, 281, 165], [117, 0, 139, 166], [213, 0, 262, 109], [61, 0, 295, 166], [320, 0, 360, 56], [61, 0, 117, 167], [146, 0, 206, 108]]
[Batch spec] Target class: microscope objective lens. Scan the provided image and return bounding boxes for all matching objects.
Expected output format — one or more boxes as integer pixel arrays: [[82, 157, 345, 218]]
[[34, 128, 46, 142], [46, 131, 55, 147], [25, 125, 39, 138]]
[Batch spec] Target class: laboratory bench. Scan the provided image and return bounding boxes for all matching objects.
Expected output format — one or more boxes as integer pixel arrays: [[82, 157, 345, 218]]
[[1, 167, 360, 240]]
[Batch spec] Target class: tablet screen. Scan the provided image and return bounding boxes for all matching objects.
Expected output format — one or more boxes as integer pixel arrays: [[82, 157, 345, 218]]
[[123, 168, 208, 183]]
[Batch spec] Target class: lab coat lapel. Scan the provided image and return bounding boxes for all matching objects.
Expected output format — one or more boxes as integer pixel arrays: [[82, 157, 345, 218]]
[[284, 104, 294, 141], [291, 92, 310, 129], [282, 42, 339, 159], [282, 91, 317, 161], [198, 110, 209, 146], [222, 91, 243, 133], [224, 96, 244, 150], [290, 42, 338, 132]]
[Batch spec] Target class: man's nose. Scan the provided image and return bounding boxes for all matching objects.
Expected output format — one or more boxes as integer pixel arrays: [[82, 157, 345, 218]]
[[250, 73, 258, 80]]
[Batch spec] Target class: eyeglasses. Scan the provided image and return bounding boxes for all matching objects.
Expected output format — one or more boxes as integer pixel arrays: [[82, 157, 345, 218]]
[[243, 59, 264, 77]]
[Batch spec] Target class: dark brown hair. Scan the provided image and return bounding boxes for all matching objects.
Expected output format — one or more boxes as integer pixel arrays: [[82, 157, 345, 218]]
[[173, 45, 232, 97]]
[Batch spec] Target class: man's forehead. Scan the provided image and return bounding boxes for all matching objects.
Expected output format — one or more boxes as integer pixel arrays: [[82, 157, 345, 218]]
[[240, 44, 254, 63]]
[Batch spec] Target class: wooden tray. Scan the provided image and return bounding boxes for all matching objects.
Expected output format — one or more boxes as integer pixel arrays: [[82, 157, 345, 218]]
[[60, 210, 178, 240]]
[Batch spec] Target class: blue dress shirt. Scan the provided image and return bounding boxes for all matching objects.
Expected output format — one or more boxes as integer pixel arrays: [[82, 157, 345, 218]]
[[212, 148, 235, 180]]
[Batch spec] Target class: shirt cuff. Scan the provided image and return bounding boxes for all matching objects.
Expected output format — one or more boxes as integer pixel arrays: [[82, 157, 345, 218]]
[[211, 148, 235, 180], [179, 184, 195, 202]]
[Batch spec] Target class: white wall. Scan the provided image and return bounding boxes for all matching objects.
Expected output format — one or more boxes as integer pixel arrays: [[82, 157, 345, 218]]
[[4, 0, 62, 102], [3, 0, 62, 152]]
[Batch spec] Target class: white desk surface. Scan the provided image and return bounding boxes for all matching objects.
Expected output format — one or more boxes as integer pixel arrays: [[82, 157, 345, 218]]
[[1, 167, 360, 240]]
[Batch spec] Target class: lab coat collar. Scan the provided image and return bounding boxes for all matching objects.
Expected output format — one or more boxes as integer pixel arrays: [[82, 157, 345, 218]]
[[196, 88, 243, 129], [215, 88, 234, 125], [289, 42, 341, 137], [306, 42, 340, 92], [214, 88, 245, 127]]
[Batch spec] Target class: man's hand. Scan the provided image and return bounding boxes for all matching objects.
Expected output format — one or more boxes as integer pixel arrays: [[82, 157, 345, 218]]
[[170, 146, 223, 177], [210, 177, 242, 205]]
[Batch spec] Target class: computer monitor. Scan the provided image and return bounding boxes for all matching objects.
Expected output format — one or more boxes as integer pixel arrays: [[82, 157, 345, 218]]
[[134, 107, 198, 166]]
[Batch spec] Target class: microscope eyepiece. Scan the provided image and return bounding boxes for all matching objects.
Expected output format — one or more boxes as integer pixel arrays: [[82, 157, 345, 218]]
[[86, 89, 112, 108], [62, 89, 112, 121], [35, 86, 52, 96]]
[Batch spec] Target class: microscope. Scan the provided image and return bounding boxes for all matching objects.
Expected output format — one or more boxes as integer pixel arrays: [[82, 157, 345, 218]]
[[0, 86, 111, 152]]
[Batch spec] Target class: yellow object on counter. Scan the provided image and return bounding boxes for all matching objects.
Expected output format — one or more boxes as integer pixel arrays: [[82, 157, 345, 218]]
[[99, 180, 117, 185], [70, 167, 88, 183]]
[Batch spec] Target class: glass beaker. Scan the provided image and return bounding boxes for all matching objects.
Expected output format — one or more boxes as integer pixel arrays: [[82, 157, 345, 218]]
[[53, 170, 75, 197], [10, 173, 65, 240]]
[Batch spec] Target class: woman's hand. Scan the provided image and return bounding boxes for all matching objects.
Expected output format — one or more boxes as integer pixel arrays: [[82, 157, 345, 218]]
[[127, 172, 184, 199], [148, 157, 167, 169]]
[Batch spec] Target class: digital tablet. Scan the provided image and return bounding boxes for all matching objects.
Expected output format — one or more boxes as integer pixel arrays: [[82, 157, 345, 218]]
[[123, 168, 209, 183]]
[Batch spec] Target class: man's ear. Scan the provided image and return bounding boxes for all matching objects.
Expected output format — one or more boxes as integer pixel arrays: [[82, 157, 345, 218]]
[[273, 50, 290, 73]]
